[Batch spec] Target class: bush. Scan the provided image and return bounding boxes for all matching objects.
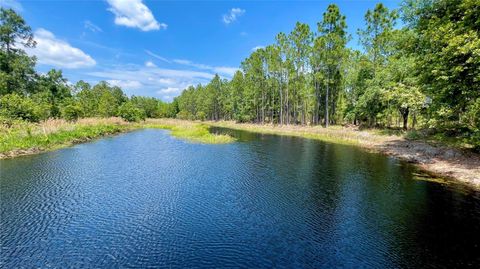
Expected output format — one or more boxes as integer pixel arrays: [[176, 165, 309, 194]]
[[0, 93, 42, 122], [61, 102, 83, 122], [176, 110, 190, 120], [118, 102, 146, 122], [196, 111, 206, 121], [31, 92, 53, 120]]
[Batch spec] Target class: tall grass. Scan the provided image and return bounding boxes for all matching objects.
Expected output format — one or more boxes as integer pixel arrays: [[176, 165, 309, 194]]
[[0, 118, 131, 157], [0, 118, 235, 158], [144, 119, 234, 144]]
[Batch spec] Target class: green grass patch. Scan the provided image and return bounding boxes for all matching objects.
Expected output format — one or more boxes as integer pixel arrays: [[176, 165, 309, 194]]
[[146, 123, 234, 144], [0, 123, 130, 155]]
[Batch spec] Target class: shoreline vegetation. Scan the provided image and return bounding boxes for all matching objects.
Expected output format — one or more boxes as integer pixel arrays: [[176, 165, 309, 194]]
[[145, 119, 235, 144], [1, 118, 478, 189], [0, 118, 235, 159]]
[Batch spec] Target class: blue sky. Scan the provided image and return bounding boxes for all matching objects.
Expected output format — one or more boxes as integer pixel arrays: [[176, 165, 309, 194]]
[[1, 0, 401, 101]]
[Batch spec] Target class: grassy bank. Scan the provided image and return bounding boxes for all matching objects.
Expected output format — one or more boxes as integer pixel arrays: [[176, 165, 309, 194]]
[[0, 118, 132, 159], [0, 118, 235, 159], [144, 119, 234, 144]]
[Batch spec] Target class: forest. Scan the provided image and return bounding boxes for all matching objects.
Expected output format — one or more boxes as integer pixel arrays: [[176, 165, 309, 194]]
[[173, 0, 479, 147], [1, 0, 479, 148]]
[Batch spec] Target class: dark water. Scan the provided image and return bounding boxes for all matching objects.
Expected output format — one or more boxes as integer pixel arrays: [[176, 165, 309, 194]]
[[1, 128, 479, 268]]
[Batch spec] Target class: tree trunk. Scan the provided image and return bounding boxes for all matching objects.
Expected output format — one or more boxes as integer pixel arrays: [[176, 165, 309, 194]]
[[286, 80, 290, 125], [279, 83, 283, 125], [402, 108, 409, 130], [325, 81, 329, 128]]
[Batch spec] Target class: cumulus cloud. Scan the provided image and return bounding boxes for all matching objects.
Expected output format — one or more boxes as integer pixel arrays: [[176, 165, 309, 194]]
[[223, 8, 245, 25], [157, 78, 175, 85], [157, 87, 181, 94], [106, 79, 142, 90], [106, 0, 166, 31], [27, 28, 96, 69], [84, 20, 102, 33], [145, 61, 156, 67]]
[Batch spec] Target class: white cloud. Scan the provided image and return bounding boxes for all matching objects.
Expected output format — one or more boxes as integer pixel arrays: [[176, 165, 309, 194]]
[[252, 46, 264, 52], [144, 51, 237, 76], [106, 0, 166, 31], [172, 59, 237, 76], [173, 59, 210, 70], [157, 78, 175, 85], [106, 79, 142, 89], [0, 0, 22, 11], [145, 61, 156, 67], [145, 49, 170, 63], [27, 28, 96, 69], [223, 8, 245, 25], [213, 67, 238, 77], [89, 67, 213, 82], [157, 87, 181, 94], [84, 20, 102, 33]]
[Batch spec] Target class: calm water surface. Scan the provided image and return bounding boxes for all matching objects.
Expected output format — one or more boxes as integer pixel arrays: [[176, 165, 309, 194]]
[[1, 128, 479, 268]]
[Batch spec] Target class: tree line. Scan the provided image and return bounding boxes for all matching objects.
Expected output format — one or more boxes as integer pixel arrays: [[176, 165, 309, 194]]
[[173, 0, 479, 147], [0, 8, 176, 123]]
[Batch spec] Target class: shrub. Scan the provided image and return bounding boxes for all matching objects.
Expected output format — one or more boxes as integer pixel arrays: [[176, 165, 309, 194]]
[[31, 92, 53, 120], [118, 102, 146, 122], [61, 102, 83, 122], [0, 93, 41, 122], [196, 111, 206, 121]]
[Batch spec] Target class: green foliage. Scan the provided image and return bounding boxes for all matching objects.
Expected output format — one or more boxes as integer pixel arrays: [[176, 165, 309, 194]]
[[0, 93, 42, 121], [0, 8, 36, 53], [0, 121, 128, 154], [409, 0, 480, 126], [148, 122, 235, 144], [61, 101, 83, 122], [118, 102, 146, 122], [0, 8, 37, 95], [358, 3, 398, 71]]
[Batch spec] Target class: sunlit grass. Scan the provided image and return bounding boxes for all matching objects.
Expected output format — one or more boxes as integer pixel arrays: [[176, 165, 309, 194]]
[[0, 118, 131, 157], [144, 119, 235, 144]]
